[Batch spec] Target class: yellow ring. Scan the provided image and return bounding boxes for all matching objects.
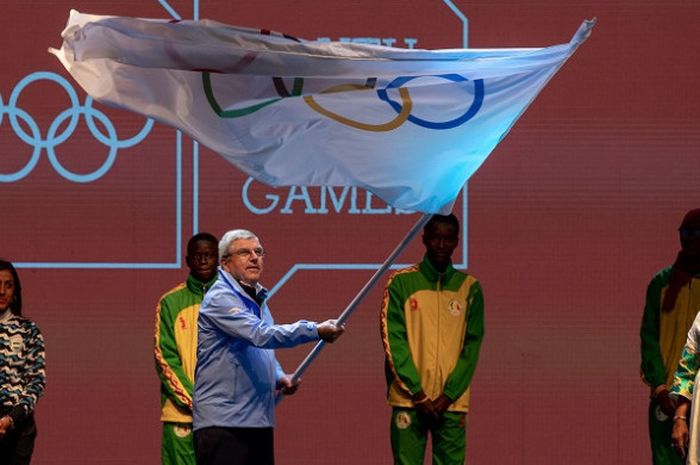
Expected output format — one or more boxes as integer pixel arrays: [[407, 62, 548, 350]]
[[304, 87, 412, 132]]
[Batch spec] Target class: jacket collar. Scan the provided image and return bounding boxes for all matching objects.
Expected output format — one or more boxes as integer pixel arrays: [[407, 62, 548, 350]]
[[186, 273, 217, 297], [0, 309, 13, 323], [217, 267, 267, 306], [419, 254, 456, 283]]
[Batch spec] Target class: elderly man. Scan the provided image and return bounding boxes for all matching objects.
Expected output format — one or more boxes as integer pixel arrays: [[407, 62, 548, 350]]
[[193, 229, 343, 465], [381, 213, 484, 465]]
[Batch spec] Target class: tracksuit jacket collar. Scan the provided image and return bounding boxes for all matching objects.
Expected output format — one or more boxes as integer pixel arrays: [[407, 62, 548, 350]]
[[419, 254, 456, 284], [186, 273, 217, 297]]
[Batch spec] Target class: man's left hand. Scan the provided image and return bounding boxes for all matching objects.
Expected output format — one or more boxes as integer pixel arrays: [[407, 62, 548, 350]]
[[672, 417, 689, 459], [433, 394, 453, 415], [277, 374, 301, 396]]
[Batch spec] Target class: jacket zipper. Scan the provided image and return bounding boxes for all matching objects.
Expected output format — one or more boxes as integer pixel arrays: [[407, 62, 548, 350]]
[[434, 273, 443, 394]]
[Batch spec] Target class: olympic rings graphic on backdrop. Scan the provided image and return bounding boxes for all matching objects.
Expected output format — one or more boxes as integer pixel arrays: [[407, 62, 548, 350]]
[[203, 71, 484, 133], [0, 71, 153, 183]]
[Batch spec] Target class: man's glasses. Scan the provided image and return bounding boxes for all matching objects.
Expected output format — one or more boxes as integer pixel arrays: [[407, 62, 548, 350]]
[[679, 228, 700, 239], [228, 247, 265, 259]]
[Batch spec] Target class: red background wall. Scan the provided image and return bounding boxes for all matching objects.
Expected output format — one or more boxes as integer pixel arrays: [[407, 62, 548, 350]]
[[1, 0, 698, 463]]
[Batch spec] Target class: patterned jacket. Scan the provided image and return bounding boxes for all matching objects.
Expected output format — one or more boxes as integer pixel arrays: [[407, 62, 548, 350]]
[[0, 311, 45, 424]]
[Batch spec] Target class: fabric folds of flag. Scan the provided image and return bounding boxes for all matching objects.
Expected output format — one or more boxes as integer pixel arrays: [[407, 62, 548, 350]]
[[51, 10, 594, 213]]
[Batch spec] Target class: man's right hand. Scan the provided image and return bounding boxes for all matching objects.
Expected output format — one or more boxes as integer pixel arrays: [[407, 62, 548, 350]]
[[317, 319, 345, 343], [655, 387, 677, 417], [415, 399, 440, 422]]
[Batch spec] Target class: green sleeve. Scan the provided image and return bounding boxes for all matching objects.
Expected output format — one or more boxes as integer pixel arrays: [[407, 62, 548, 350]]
[[640, 275, 667, 388], [154, 296, 193, 410], [443, 280, 485, 400], [383, 278, 423, 396]]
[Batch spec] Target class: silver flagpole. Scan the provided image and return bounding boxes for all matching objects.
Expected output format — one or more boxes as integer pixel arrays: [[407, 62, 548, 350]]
[[288, 213, 432, 387]]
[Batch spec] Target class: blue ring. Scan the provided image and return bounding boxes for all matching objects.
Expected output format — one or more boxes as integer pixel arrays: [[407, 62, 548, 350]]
[[8, 72, 81, 146], [0, 106, 42, 182], [377, 74, 484, 130], [83, 96, 153, 149], [46, 107, 119, 183]]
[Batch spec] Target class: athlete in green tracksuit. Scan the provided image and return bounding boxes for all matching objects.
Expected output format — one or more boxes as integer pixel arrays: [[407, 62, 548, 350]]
[[641, 209, 700, 465], [381, 214, 484, 465], [154, 233, 218, 465]]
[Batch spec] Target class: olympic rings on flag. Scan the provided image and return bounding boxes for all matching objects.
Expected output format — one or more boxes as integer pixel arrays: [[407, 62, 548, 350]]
[[378, 74, 484, 130], [203, 71, 483, 132], [0, 71, 152, 183]]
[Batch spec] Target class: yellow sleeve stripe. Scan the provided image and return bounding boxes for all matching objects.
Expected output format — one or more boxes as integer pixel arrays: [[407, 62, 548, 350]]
[[154, 284, 193, 408], [380, 266, 419, 396]]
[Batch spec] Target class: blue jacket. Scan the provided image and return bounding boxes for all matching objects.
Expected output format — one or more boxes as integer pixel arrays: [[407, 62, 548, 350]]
[[193, 268, 319, 429]]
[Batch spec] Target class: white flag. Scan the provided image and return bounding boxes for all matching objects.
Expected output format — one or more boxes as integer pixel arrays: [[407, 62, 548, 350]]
[[51, 10, 594, 213]]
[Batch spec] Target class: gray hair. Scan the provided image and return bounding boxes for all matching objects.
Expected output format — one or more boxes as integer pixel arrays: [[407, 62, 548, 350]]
[[219, 229, 258, 260]]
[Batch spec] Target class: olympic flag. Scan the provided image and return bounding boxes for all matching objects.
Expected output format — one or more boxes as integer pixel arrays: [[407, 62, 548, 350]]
[[51, 10, 594, 213]]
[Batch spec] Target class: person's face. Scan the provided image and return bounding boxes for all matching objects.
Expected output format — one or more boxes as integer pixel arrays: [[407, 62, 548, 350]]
[[680, 227, 700, 260], [423, 222, 459, 271], [0, 270, 15, 313], [221, 237, 264, 287], [186, 240, 219, 282]]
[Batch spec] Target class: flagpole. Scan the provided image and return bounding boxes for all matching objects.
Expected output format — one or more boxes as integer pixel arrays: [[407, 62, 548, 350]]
[[287, 213, 431, 387]]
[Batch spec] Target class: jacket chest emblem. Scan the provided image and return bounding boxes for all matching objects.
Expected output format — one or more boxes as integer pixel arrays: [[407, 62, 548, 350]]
[[8, 334, 23, 354], [178, 316, 187, 330], [448, 299, 463, 316], [409, 298, 419, 311]]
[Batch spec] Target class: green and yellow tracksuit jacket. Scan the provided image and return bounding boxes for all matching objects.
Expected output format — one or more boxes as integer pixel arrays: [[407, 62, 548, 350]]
[[381, 255, 484, 413], [641, 266, 700, 390], [154, 274, 216, 423]]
